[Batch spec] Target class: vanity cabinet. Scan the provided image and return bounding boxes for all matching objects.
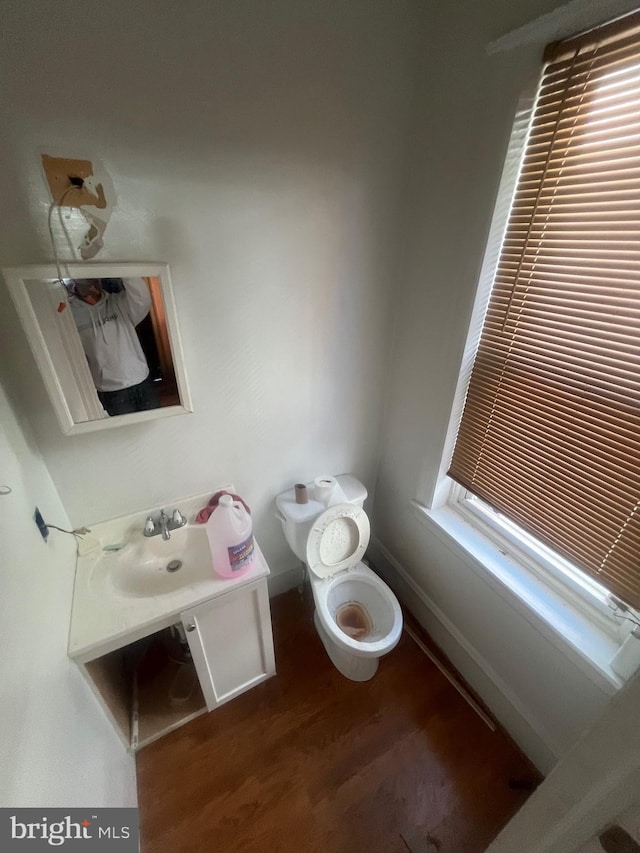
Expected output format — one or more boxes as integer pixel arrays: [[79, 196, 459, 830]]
[[78, 576, 275, 752], [182, 579, 275, 711]]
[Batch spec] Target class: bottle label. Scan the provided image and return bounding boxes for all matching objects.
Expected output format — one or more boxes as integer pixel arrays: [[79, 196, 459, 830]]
[[228, 535, 254, 571]]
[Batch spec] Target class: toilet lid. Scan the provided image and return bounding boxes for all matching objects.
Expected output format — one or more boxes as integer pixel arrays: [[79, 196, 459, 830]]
[[306, 503, 370, 579]]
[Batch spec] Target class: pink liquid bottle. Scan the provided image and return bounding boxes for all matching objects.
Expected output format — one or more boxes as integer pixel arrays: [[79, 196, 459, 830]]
[[205, 494, 255, 579]]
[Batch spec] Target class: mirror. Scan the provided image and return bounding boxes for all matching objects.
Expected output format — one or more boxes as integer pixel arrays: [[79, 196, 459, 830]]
[[3, 263, 193, 434]]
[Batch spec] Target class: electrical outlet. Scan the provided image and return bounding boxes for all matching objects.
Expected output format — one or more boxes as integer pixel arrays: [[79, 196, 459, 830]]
[[34, 507, 49, 542]]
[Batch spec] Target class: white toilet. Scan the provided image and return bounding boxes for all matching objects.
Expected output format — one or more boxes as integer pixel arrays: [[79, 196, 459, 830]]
[[275, 474, 403, 681]]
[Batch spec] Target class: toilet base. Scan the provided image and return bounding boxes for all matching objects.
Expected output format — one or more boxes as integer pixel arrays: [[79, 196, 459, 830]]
[[313, 611, 379, 682]]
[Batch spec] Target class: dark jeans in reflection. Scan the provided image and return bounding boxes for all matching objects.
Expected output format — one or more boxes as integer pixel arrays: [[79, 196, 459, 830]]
[[98, 378, 160, 416]]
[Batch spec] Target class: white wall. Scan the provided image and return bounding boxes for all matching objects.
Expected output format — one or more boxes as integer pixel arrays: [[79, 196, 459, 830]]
[[0, 0, 421, 584], [373, 0, 616, 772], [488, 673, 640, 852], [577, 804, 640, 852], [0, 379, 136, 806]]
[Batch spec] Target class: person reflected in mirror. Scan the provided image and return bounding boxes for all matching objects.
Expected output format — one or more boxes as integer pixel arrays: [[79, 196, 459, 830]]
[[69, 278, 160, 416]]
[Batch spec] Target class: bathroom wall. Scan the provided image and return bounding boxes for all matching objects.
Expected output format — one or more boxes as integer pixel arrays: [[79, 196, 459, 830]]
[[576, 804, 640, 853], [487, 672, 640, 852], [0, 378, 136, 806], [0, 0, 421, 588], [373, 0, 624, 772]]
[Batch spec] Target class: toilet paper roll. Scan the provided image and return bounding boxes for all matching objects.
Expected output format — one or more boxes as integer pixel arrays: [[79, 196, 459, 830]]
[[313, 475, 347, 507], [313, 475, 338, 505]]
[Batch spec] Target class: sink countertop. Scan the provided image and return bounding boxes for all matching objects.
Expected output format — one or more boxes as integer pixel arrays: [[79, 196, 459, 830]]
[[68, 492, 270, 661]]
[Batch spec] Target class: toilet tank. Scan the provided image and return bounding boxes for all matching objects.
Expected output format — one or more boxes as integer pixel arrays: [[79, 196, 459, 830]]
[[275, 474, 368, 562]]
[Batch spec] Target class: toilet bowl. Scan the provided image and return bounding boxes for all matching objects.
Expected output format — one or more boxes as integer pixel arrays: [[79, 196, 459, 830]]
[[275, 475, 403, 682]]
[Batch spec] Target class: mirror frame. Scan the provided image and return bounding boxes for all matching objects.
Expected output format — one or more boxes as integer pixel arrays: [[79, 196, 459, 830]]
[[3, 262, 193, 435]]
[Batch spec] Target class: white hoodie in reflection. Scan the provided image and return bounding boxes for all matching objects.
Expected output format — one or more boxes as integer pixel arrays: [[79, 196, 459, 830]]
[[70, 277, 151, 392]]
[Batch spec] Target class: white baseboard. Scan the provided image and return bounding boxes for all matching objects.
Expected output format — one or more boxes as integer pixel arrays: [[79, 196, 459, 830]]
[[267, 563, 303, 598], [368, 537, 558, 774]]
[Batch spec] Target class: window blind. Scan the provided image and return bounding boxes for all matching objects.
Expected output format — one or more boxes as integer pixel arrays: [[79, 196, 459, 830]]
[[448, 10, 640, 609]]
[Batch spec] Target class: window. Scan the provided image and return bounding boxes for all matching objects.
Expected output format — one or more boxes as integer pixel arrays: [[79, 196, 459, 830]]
[[447, 11, 640, 611]]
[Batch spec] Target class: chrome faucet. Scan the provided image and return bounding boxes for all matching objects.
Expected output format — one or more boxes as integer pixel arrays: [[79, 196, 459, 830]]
[[143, 508, 187, 540], [159, 510, 171, 541]]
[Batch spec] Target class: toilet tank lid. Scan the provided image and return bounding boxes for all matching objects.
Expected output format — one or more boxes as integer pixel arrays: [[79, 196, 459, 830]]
[[334, 474, 368, 504], [275, 493, 326, 523], [275, 474, 368, 523]]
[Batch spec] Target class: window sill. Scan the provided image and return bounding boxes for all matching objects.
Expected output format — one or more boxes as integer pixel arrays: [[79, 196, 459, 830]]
[[410, 500, 623, 695]]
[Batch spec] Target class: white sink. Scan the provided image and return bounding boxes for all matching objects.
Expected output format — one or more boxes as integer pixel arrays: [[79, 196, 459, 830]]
[[91, 525, 213, 599], [68, 490, 271, 661]]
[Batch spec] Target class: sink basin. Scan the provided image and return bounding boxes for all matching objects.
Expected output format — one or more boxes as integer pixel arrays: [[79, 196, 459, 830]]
[[92, 526, 214, 598]]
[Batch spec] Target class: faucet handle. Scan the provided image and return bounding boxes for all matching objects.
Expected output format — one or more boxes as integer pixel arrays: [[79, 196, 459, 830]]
[[144, 516, 156, 536], [172, 509, 187, 527]]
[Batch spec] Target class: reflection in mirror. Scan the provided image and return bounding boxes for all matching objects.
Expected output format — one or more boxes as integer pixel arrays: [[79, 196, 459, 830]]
[[65, 277, 178, 416], [4, 263, 192, 434]]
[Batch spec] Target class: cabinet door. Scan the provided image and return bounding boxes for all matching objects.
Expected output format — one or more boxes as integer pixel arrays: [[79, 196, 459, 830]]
[[181, 579, 275, 711]]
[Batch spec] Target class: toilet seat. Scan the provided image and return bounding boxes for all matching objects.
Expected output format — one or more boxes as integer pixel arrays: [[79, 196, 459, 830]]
[[306, 503, 370, 579]]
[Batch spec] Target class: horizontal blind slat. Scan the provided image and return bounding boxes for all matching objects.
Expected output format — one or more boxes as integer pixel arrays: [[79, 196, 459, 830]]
[[455, 397, 640, 486]]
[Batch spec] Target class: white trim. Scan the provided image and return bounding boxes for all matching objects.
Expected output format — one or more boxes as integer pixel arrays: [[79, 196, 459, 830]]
[[409, 500, 621, 694], [403, 624, 497, 731], [417, 81, 539, 510], [39, 283, 105, 420], [452, 485, 622, 635], [55, 402, 192, 433], [368, 536, 560, 771], [267, 564, 304, 598], [487, 0, 640, 55]]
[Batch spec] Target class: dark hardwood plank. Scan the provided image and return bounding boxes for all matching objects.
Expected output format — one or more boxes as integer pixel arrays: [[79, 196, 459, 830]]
[[137, 589, 539, 853]]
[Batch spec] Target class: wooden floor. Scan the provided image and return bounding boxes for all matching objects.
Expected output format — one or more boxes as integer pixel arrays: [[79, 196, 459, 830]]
[[137, 589, 539, 853]]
